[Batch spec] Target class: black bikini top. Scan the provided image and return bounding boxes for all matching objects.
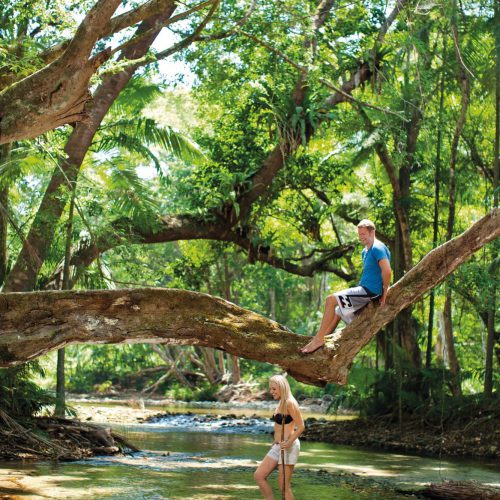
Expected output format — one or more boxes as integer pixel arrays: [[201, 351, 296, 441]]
[[271, 413, 293, 425]]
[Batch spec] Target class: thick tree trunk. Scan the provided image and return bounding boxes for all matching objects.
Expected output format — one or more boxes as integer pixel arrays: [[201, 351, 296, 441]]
[[0, 210, 497, 386], [440, 8, 471, 396], [394, 225, 420, 367], [391, 29, 432, 368]]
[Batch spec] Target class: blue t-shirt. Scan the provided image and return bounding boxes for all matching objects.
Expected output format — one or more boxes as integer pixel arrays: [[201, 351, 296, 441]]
[[359, 239, 391, 295]]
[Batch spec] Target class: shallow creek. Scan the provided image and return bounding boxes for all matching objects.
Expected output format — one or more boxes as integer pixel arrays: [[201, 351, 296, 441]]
[[0, 405, 498, 499]]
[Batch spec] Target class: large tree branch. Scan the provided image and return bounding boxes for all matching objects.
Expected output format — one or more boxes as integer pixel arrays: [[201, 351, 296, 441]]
[[59, 0, 122, 65], [62, 214, 355, 283], [0, 0, 205, 92], [0, 0, 216, 144], [0, 0, 123, 144], [1, 209, 497, 386]]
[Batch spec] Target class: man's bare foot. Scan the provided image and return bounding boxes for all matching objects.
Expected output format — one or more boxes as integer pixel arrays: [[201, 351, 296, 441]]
[[299, 337, 324, 354]]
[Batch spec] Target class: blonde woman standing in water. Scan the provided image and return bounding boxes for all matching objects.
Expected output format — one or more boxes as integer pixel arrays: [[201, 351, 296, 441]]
[[254, 374, 305, 499]]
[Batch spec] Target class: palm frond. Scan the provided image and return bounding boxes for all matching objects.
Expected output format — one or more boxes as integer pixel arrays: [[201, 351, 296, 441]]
[[96, 118, 207, 168], [107, 159, 162, 226], [350, 129, 383, 167], [0, 143, 47, 184], [111, 76, 163, 115]]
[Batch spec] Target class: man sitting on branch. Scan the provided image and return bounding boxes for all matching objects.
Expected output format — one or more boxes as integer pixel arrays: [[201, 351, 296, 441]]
[[300, 219, 391, 354]]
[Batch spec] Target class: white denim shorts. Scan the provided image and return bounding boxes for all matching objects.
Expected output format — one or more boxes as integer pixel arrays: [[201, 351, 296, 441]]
[[266, 439, 300, 465]]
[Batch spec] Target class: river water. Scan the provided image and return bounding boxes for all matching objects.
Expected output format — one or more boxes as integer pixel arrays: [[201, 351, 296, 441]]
[[1, 407, 499, 499]]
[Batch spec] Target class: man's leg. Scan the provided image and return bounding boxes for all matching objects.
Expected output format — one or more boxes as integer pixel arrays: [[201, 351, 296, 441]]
[[300, 295, 341, 354]]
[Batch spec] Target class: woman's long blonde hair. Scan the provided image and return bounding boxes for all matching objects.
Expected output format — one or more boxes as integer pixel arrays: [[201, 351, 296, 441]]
[[270, 374, 297, 415]]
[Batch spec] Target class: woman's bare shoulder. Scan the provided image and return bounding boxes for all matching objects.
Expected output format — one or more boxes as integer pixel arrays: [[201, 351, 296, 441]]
[[287, 399, 301, 414]]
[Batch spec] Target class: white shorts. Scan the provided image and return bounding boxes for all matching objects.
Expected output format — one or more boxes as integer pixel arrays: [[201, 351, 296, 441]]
[[334, 285, 379, 325], [266, 439, 300, 465]]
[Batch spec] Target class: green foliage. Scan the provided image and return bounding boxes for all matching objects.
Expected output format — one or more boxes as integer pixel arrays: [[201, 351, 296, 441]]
[[66, 345, 158, 393], [325, 366, 381, 413], [331, 362, 493, 423], [164, 381, 219, 402], [288, 378, 325, 400], [0, 363, 56, 418], [0, 0, 80, 78]]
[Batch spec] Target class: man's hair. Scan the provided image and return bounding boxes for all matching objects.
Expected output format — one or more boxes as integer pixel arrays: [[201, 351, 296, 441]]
[[357, 219, 376, 231]]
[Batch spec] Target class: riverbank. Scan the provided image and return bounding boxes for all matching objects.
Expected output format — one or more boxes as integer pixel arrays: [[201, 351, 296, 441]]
[[302, 413, 500, 459]]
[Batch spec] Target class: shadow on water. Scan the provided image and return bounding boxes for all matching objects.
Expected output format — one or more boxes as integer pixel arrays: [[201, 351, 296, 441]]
[[0, 456, 413, 499]]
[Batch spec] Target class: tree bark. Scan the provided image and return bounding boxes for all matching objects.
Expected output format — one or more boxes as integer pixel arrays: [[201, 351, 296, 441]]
[[0, 210, 497, 386], [0, 0, 122, 144], [443, 290, 461, 395], [223, 253, 240, 384], [192, 346, 220, 384], [67, 215, 354, 284], [0, 0, 198, 144], [151, 345, 194, 388], [484, 298, 496, 396], [0, 144, 11, 287]]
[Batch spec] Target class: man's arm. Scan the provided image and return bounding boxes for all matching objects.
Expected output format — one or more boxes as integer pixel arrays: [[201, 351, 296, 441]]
[[378, 258, 391, 306]]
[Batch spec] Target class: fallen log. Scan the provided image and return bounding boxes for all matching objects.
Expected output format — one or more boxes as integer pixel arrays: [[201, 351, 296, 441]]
[[420, 480, 500, 499], [0, 209, 498, 385]]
